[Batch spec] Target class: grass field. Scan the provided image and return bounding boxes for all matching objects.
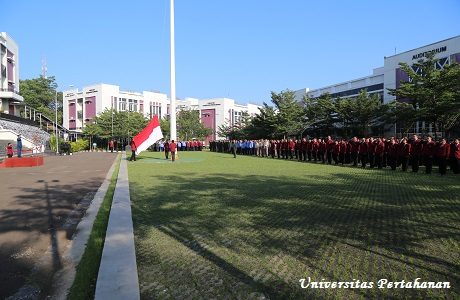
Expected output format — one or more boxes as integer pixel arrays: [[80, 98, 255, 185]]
[[129, 151, 459, 299]]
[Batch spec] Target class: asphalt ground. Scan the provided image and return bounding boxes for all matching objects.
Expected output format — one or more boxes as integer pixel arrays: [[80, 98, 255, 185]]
[[0, 152, 117, 299]]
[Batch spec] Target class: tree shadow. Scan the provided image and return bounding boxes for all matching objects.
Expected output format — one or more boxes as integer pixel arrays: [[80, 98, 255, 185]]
[[131, 170, 460, 298], [0, 177, 107, 299]]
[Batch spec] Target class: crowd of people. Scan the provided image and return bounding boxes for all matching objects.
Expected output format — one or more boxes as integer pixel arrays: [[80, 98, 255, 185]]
[[153, 140, 205, 152], [209, 135, 460, 175]]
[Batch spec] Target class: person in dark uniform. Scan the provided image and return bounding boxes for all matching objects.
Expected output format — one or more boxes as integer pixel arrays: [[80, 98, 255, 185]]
[[374, 138, 385, 169], [333, 140, 340, 165], [400, 138, 411, 172], [338, 139, 346, 165], [437, 138, 450, 176], [326, 136, 334, 164], [350, 137, 359, 167], [129, 139, 137, 161], [231, 140, 237, 158], [368, 137, 375, 168], [301, 138, 308, 162], [422, 136, 436, 174], [388, 137, 398, 170], [164, 140, 170, 159], [288, 139, 295, 159], [359, 138, 368, 168], [452, 138, 460, 174], [410, 134, 423, 173], [319, 139, 326, 163]]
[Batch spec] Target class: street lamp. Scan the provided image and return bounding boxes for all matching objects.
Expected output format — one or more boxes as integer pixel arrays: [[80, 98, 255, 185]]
[[55, 90, 59, 154], [111, 96, 115, 138]]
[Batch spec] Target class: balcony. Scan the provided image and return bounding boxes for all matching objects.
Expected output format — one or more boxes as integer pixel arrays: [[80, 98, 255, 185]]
[[0, 87, 24, 102]]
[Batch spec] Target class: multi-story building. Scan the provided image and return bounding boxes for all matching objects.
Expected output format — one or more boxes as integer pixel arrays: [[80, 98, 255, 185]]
[[294, 35, 460, 136], [0, 32, 24, 115], [295, 35, 460, 104], [62, 83, 260, 141]]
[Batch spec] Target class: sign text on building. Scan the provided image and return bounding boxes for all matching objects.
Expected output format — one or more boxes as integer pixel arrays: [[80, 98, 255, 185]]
[[412, 46, 447, 60]]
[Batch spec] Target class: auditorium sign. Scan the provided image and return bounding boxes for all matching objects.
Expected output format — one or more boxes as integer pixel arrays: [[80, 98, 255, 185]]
[[412, 46, 447, 60]]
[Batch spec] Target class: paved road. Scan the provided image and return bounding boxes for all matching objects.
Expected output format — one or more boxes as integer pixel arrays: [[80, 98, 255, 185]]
[[0, 152, 117, 299]]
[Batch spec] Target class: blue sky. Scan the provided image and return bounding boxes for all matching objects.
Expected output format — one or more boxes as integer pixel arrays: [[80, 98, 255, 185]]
[[1, 0, 459, 105]]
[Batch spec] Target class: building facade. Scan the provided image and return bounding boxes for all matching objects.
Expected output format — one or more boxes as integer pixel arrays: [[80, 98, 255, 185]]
[[0, 32, 24, 115], [62, 83, 260, 141], [294, 35, 460, 136], [295, 35, 460, 104]]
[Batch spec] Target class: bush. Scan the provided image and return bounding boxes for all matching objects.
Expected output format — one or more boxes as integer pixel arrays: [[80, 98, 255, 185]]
[[49, 134, 58, 152], [70, 139, 89, 152]]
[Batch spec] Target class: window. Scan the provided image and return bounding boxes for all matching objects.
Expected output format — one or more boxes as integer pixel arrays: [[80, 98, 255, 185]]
[[119, 98, 127, 111]]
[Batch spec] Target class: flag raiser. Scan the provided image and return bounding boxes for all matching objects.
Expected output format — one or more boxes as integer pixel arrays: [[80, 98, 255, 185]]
[[133, 115, 163, 155]]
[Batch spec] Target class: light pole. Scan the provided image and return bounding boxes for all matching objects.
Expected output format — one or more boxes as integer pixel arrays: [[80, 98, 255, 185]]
[[55, 90, 59, 154], [111, 96, 114, 139]]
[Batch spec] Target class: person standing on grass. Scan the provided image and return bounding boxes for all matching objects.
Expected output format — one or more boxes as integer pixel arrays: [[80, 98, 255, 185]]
[[170, 140, 177, 162], [231, 140, 237, 158], [450, 138, 459, 174], [437, 138, 450, 176], [400, 138, 411, 171], [411, 134, 423, 173], [164, 140, 170, 160], [129, 139, 137, 161], [350, 137, 359, 167], [388, 137, 398, 170], [374, 137, 385, 169], [422, 136, 436, 174]]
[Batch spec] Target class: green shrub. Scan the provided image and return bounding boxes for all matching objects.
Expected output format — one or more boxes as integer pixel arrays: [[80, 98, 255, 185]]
[[70, 139, 89, 152]]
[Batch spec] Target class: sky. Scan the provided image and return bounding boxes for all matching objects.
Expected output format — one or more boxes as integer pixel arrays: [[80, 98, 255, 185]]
[[1, 0, 460, 105]]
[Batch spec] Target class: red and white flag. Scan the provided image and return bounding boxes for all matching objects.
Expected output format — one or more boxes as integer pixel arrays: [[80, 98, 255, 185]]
[[133, 115, 163, 155]]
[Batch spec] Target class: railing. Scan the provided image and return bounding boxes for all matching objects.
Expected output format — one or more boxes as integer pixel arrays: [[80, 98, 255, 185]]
[[0, 112, 38, 127], [0, 87, 20, 94]]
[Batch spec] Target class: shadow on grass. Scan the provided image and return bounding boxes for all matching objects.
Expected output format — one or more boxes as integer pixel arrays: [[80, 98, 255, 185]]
[[131, 170, 460, 299]]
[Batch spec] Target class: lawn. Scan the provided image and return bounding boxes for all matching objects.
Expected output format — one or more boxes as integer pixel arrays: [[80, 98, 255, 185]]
[[129, 151, 459, 299]]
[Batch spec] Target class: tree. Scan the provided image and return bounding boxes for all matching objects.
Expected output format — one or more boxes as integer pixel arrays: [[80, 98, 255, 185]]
[[382, 101, 417, 136], [19, 76, 63, 123], [351, 90, 385, 136], [270, 90, 305, 137], [388, 52, 460, 136], [83, 109, 148, 139], [245, 104, 278, 139], [160, 117, 170, 140], [303, 93, 338, 136], [177, 109, 212, 140]]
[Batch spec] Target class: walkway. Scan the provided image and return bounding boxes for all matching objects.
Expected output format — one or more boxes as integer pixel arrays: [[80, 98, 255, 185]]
[[95, 153, 140, 300]]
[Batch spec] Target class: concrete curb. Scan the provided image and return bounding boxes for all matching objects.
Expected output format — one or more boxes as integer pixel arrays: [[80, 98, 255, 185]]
[[95, 153, 140, 300]]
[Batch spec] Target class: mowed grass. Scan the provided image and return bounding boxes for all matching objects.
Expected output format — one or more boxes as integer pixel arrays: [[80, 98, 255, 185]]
[[129, 151, 460, 299]]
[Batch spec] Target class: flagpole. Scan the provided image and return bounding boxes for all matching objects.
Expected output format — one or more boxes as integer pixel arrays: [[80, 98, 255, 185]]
[[169, 0, 177, 141]]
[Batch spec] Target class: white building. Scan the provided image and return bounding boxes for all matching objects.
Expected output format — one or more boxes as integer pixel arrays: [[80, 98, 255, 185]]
[[0, 32, 24, 115], [62, 83, 261, 141], [295, 35, 460, 104]]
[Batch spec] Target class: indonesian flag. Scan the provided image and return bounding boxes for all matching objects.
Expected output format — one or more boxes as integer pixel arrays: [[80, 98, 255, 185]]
[[133, 115, 163, 155]]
